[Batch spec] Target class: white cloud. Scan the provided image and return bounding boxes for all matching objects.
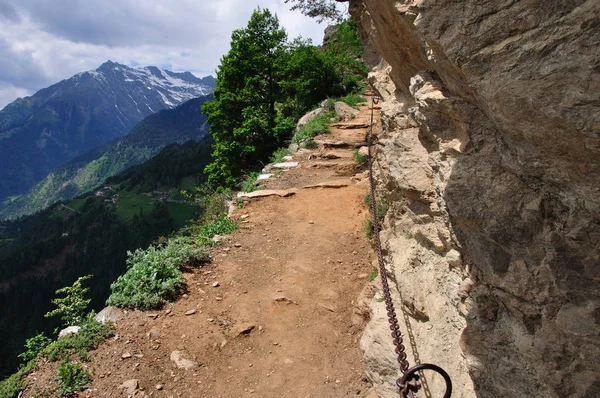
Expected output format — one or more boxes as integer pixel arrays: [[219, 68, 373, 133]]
[[0, 0, 342, 108], [0, 83, 31, 110]]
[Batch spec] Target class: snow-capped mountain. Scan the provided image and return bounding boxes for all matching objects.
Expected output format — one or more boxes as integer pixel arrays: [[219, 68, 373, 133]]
[[87, 61, 214, 111], [0, 61, 215, 199]]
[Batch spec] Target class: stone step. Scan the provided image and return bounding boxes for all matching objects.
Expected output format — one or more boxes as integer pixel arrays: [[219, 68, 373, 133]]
[[330, 122, 370, 129], [308, 160, 357, 169], [237, 189, 298, 199], [314, 139, 351, 148], [303, 179, 353, 189]]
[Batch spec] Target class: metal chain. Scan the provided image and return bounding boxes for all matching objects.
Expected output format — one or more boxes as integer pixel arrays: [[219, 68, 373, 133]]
[[366, 93, 411, 373], [366, 90, 452, 398]]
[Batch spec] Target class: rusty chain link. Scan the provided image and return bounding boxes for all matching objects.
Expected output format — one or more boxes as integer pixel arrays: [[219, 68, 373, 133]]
[[366, 89, 452, 398]]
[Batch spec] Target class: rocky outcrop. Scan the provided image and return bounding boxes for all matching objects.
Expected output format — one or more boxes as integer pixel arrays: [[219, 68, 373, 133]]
[[350, 0, 599, 397]]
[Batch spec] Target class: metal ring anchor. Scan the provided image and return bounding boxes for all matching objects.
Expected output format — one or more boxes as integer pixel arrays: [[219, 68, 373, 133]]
[[396, 363, 453, 398]]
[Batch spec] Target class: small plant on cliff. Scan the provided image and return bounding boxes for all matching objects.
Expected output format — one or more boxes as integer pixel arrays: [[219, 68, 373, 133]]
[[353, 150, 367, 165], [44, 275, 93, 328], [107, 236, 207, 310], [362, 217, 374, 240], [55, 358, 91, 397], [18, 333, 52, 363], [367, 269, 379, 282], [284, 0, 345, 23]]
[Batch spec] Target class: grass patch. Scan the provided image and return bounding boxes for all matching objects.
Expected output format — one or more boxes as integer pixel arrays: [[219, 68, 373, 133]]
[[66, 198, 87, 211], [353, 150, 367, 165], [324, 94, 367, 111], [240, 172, 262, 193], [107, 236, 208, 310], [362, 194, 388, 240], [55, 358, 91, 397], [362, 217, 374, 240], [195, 216, 238, 245], [41, 318, 114, 362], [114, 192, 153, 220], [337, 93, 367, 108], [270, 148, 290, 163], [292, 113, 334, 146]]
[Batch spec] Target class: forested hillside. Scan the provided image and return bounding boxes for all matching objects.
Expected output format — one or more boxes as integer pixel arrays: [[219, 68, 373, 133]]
[[0, 139, 212, 378]]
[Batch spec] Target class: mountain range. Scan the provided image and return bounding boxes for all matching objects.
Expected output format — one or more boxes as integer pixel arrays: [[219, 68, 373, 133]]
[[0, 95, 212, 219], [0, 61, 215, 201]]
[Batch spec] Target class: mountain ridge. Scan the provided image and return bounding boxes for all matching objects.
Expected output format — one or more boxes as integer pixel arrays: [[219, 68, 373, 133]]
[[0, 61, 214, 200]]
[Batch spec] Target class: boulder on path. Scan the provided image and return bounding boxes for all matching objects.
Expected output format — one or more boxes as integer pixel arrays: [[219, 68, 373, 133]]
[[94, 306, 123, 324], [296, 107, 327, 130], [334, 102, 358, 121], [170, 350, 199, 369]]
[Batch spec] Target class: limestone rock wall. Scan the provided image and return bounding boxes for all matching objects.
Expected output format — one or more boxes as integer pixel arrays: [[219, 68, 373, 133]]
[[350, 1, 600, 397]]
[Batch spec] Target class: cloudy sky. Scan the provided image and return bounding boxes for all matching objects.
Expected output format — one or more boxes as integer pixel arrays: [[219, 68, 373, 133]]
[[0, 0, 346, 109]]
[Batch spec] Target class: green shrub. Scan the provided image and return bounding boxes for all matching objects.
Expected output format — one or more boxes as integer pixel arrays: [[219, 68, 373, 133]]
[[337, 93, 367, 108], [270, 147, 290, 163], [240, 172, 262, 193], [42, 318, 114, 362], [44, 275, 93, 328], [55, 358, 90, 397], [182, 184, 232, 223], [107, 236, 207, 309], [292, 113, 333, 145], [196, 216, 238, 245], [324, 94, 367, 111], [18, 333, 51, 363], [0, 360, 36, 398]]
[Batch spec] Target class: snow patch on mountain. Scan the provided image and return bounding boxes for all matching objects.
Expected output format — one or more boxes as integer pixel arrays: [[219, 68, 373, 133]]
[[89, 61, 213, 110]]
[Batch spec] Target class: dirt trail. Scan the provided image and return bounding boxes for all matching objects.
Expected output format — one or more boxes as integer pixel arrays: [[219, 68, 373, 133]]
[[23, 96, 383, 398]]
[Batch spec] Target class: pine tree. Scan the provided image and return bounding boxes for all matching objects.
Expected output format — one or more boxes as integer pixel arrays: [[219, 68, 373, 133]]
[[284, 0, 346, 23]]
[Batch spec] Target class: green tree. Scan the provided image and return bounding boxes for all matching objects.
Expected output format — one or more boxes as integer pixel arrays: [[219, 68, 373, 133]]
[[44, 275, 92, 327], [284, 0, 347, 23], [203, 8, 288, 186]]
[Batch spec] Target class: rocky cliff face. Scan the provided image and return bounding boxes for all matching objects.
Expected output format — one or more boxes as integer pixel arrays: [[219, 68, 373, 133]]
[[349, 0, 599, 397]]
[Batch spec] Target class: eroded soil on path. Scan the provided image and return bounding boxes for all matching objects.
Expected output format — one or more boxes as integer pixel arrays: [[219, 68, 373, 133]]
[[22, 97, 382, 398]]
